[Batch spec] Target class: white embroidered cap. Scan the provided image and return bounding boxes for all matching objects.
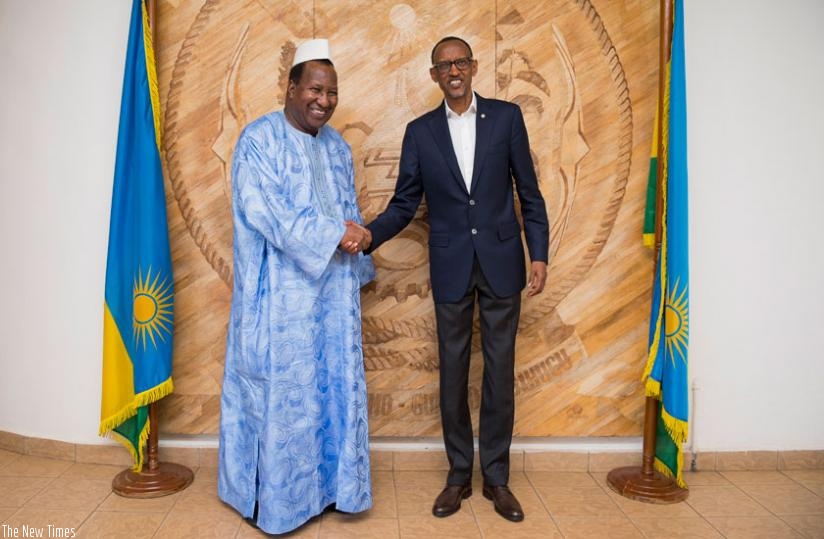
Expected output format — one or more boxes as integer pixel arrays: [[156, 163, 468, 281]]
[[292, 38, 332, 67]]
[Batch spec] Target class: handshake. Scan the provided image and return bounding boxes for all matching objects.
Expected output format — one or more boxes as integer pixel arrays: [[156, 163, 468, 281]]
[[339, 220, 372, 254]]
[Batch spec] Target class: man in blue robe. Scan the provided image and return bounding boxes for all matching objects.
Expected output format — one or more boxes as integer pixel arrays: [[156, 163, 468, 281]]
[[218, 39, 375, 535]]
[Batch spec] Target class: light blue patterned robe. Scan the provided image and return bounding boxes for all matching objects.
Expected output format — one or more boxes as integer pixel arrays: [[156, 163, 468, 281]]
[[218, 111, 375, 535]]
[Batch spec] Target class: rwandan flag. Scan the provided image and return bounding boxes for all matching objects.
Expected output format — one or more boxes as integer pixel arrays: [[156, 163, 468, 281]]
[[100, 0, 174, 471], [642, 0, 689, 488]]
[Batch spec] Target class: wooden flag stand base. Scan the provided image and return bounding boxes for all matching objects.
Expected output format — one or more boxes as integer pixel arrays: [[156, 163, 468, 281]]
[[607, 465, 687, 503], [607, 397, 688, 504], [112, 403, 193, 498]]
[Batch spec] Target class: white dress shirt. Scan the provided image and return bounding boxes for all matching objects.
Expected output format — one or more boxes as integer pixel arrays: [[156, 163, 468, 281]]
[[445, 93, 477, 192]]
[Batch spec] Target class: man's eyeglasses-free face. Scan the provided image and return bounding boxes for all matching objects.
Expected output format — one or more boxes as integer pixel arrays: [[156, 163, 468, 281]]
[[431, 57, 473, 74]]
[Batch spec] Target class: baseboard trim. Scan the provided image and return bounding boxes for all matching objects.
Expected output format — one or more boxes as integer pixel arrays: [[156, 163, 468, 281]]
[[1, 430, 821, 472]]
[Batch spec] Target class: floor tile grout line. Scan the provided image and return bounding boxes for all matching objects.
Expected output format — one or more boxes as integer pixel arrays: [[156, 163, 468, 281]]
[[150, 506, 174, 539], [536, 470, 568, 538], [68, 508, 97, 537], [689, 500, 730, 539], [360, 469, 392, 538], [676, 473, 733, 538], [18, 474, 61, 510], [589, 471, 651, 538], [726, 476, 802, 520], [150, 485, 192, 539], [523, 470, 565, 537], [0, 453, 22, 474], [780, 470, 824, 500], [467, 477, 482, 539], [120, 464, 194, 539], [775, 513, 818, 539], [66, 461, 113, 537], [388, 469, 398, 539], [468, 496, 483, 539], [7, 471, 105, 538], [705, 474, 823, 537], [389, 468, 399, 538]]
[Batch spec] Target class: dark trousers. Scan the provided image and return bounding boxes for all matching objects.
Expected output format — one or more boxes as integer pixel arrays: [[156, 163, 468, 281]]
[[434, 258, 521, 487]]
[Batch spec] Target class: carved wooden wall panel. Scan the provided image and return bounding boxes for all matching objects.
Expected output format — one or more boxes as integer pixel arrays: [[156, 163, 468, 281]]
[[154, 0, 659, 437]]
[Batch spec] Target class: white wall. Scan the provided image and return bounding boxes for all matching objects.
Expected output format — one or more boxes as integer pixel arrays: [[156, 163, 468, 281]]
[[686, 0, 824, 451], [0, 0, 131, 443], [0, 0, 822, 451]]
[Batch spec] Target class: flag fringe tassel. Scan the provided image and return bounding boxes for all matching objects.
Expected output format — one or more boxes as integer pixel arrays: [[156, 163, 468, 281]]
[[644, 384, 689, 489], [660, 400, 689, 445], [644, 377, 661, 399], [654, 456, 687, 488], [141, 0, 163, 150], [643, 378, 690, 447], [109, 423, 150, 472], [98, 377, 174, 471]]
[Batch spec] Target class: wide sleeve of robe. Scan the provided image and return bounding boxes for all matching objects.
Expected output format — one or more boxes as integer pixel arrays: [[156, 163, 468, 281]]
[[231, 119, 345, 281], [338, 138, 376, 288]]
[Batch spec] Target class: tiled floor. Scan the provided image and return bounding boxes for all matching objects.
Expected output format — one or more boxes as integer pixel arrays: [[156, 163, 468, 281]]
[[1, 450, 823, 538]]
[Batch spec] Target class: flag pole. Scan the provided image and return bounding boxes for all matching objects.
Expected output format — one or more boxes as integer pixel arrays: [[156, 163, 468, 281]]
[[111, 0, 193, 497], [605, 0, 687, 504]]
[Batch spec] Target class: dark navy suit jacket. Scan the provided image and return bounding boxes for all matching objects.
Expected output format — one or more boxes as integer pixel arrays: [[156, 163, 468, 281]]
[[366, 94, 549, 304]]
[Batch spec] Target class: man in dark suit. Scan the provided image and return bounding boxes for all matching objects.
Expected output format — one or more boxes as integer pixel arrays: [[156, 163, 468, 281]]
[[363, 36, 549, 522]]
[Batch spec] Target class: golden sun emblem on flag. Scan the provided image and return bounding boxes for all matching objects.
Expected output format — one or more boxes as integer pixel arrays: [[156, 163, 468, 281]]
[[132, 267, 173, 350], [664, 278, 689, 364]]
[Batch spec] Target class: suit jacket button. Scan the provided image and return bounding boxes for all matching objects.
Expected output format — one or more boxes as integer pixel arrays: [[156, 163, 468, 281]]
[[469, 199, 476, 206], [471, 228, 478, 235]]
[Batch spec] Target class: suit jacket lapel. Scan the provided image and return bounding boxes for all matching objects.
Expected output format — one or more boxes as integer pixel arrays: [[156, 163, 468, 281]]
[[470, 95, 493, 194], [426, 104, 467, 194]]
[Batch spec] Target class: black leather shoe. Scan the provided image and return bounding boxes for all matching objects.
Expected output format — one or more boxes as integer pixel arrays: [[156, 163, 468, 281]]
[[432, 484, 472, 518], [483, 485, 524, 522]]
